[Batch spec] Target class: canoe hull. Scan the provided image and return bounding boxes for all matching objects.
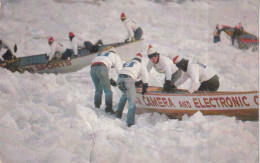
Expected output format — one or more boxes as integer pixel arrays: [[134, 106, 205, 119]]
[[6, 40, 143, 74], [135, 87, 259, 121]]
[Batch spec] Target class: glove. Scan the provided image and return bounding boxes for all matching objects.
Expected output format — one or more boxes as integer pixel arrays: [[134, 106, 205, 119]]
[[135, 80, 143, 87], [171, 84, 177, 89], [142, 83, 148, 95], [110, 78, 117, 87], [163, 80, 172, 91], [131, 37, 136, 42], [0, 60, 7, 67]]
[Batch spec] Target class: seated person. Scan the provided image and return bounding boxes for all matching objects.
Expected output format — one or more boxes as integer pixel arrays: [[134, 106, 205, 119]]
[[0, 39, 18, 63], [69, 32, 103, 56], [48, 37, 73, 61]]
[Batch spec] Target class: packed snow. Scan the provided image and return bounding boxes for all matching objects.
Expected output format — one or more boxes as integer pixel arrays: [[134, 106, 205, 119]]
[[0, 0, 258, 162]]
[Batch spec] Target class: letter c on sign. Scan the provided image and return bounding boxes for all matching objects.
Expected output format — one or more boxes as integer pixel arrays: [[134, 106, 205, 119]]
[[242, 96, 250, 106], [254, 95, 259, 105]]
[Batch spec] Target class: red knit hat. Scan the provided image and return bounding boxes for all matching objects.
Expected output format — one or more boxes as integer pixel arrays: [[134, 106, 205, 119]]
[[121, 13, 126, 20], [173, 55, 182, 64], [136, 52, 142, 58], [48, 37, 54, 44], [69, 32, 75, 37]]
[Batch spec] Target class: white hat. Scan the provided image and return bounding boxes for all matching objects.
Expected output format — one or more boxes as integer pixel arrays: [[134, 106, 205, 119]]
[[147, 45, 157, 55], [147, 45, 159, 59], [173, 55, 182, 64]]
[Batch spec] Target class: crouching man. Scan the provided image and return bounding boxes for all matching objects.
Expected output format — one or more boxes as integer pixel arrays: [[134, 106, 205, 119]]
[[90, 46, 122, 114], [116, 53, 148, 127], [173, 55, 220, 93], [48, 37, 73, 61]]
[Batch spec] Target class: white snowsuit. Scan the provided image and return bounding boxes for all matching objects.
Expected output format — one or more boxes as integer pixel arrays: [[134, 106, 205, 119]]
[[91, 50, 123, 76], [146, 55, 178, 81], [48, 42, 67, 61], [70, 36, 85, 56], [119, 58, 148, 83], [123, 19, 141, 42], [0, 40, 17, 60], [174, 60, 217, 93]]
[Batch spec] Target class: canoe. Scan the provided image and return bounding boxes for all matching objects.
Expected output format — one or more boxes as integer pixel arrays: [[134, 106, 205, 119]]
[[135, 87, 259, 121], [221, 25, 258, 50], [5, 39, 143, 74]]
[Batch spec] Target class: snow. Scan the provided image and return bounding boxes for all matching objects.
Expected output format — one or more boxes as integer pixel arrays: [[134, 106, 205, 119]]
[[0, 0, 258, 162]]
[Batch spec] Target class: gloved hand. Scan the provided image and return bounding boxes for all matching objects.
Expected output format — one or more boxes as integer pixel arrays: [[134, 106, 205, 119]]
[[171, 84, 177, 89], [142, 83, 148, 95], [163, 80, 172, 91], [110, 78, 117, 87], [131, 37, 136, 42], [135, 80, 143, 87], [0, 61, 7, 67]]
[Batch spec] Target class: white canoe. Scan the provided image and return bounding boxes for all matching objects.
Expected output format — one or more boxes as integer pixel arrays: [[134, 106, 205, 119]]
[[6, 40, 143, 74], [135, 87, 259, 121]]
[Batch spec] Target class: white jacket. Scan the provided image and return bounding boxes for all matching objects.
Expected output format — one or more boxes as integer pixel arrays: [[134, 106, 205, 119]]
[[71, 36, 85, 55], [92, 51, 123, 74], [146, 55, 178, 81], [0, 40, 16, 56], [48, 42, 67, 61], [123, 19, 140, 41], [174, 60, 217, 93], [119, 58, 148, 83]]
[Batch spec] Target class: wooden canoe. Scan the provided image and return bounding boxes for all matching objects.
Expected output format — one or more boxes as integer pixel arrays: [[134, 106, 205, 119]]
[[135, 87, 259, 121], [5, 39, 143, 74]]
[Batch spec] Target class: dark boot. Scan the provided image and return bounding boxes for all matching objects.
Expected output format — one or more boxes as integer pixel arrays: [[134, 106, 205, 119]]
[[116, 111, 122, 119], [96, 39, 103, 46], [127, 123, 134, 127], [105, 107, 115, 115]]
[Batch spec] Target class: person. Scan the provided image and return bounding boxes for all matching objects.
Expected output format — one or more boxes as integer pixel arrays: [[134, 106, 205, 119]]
[[231, 22, 244, 46], [69, 32, 103, 56], [120, 12, 143, 43], [90, 46, 123, 114], [116, 52, 148, 127], [213, 24, 224, 43], [48, 37, 73, 61], [146, 45, 181, 91], [172, 55, 220, 93], [0, 39, 18, 63]]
